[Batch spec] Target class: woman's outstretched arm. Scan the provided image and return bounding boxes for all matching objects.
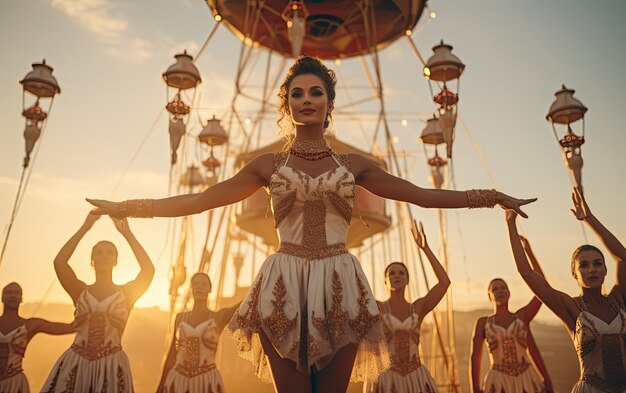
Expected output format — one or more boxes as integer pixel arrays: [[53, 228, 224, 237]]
[[88, 154, 273, 218], [53, 214, 99, 303], [25, 318, 75, 341], [469, 317, 487, 393], [411, 220, 450, 318], [516, 236, 546, 323], [113, 218, 155, 307], [526, 328, 554, 393], [571, 186, 626, 302], [506, 211, 578, 332], [350, 154, 536, 217]]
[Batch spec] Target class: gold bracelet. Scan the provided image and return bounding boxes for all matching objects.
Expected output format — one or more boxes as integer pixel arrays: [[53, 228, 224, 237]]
[[466, 189, 498, 209], [116, 199, 154, 218]]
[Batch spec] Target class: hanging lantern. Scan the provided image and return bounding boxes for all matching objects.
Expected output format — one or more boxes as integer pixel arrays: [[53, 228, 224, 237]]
[[20, 60, 61, 98], [180, 165, 205, 188], [420, 115, 447, 189], [168, 118, 186, 165], [429, 158, 446, 189], [162, 51, 201, 90], [423, 41, 465, 82], [284, 0, 307, 57], [202, 155, 221, 187], [420, 114, 445, 145], [18, 60, 61, 169], [546, 85, 587, 192], [198, 115, 228, 146], [423, 41, 464, 159], [163, 51, 201, 167]]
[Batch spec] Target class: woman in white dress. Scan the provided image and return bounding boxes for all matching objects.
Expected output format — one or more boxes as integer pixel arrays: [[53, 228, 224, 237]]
[[506, 187, 626, 393], [156, 273, 240, 393], [41, 214, 155, 393], [365, 221, 449, 393], [469, 237, 552, 393], [0, 283, 74, 393], [88, 56, 535, 393]]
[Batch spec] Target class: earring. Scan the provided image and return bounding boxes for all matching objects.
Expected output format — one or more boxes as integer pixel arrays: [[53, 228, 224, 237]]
[[323, 113, 330, 129]]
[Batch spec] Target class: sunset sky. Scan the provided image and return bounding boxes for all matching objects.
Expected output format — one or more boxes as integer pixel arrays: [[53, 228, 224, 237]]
[[1, 0, 625, 325]]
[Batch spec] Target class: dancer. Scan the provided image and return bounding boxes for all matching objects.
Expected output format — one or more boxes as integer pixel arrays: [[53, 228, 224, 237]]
[[156, 272, 240, 393], [88, 56, 535, 393], [506, 187, 626, 392], [469, 237, 552, 393], [365, 220, 449, 393], [41, 214, 155, 393], [0, 283, 74, 393]]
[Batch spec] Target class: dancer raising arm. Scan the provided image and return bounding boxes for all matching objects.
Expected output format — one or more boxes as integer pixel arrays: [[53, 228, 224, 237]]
[[469, 236, 552, 393], [88, 56, 535, 393], [365, 220, 450, 393], [0, 283, 75, 393], [41, 214, 155, 393], [156, 273, 240, 393], [506, 187, 626, 393]]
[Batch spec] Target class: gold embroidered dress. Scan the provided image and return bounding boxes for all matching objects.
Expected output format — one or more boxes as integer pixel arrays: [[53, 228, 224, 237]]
[[163, 316, 224, 393], [482, 315, 544, 393], [571, 293, 626, 393], [365, 302, 438, 393], [227, 152, 390, 382], [41, 290, 133, 393], [0, 324, 29, 393]]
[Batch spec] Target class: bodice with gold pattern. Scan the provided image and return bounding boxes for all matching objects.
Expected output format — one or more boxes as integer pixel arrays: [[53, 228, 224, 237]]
[[381, 302, 422, 376], [484, 315, 532, 377], [0, 324, 27, 380], [271, 152, 355, 260], [573, 294, 626, 392], [174, 317, 220, 378], [71, 290, 128, 361]]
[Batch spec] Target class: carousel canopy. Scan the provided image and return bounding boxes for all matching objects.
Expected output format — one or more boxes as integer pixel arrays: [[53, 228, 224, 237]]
[[206, 0, 426, 59]]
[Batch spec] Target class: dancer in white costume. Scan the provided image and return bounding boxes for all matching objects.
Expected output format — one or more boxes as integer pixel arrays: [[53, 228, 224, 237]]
[[88, 56, 535, 393], [470, 238, 552, 393], [157, 273, 240, 393], [506, 187, 626, 393], [0, 283, 74, 393], [365, 221, 449, 393], [41, 214, 154, 393]]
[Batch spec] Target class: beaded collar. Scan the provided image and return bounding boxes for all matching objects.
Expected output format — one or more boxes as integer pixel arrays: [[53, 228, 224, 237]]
[[289, 138, 333, 161]]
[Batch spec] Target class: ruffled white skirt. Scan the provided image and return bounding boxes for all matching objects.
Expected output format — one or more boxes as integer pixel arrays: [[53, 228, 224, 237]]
[[483, 366, 545, 393], [163, 368, 224, 393], [40, 348, 133, 392], [365, 364, 439, 393], [0, 372, 30, 393], [227, 251, 390, 383]]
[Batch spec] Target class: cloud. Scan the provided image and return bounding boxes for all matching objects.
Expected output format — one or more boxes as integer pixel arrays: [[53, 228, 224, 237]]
[[50, 0, 183, 62]]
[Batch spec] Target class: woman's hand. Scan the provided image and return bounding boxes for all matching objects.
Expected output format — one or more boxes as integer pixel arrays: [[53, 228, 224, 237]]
[[411, 219, 428, 250], [86, 198, 121, 218], [111, 217, 131, 235], [497, 191, 536, 219], [570, 186, 590, 221], [82, 213, 101, 230]]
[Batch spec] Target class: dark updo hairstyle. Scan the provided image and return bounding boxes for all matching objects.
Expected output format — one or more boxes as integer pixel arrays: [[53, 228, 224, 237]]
[[277, 55, 337, 140], [384, 262, 410, 283], [570, 244, 605, 277]]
